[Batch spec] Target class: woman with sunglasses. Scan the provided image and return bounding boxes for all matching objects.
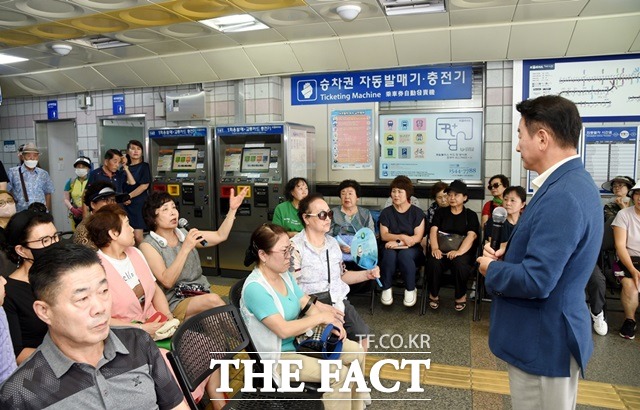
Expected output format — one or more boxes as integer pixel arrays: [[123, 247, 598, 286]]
[[481, 174, 510, 227], [291, 193, 378, 352], [273, 177, 309, 237], [379, 176, 425, 307], [242, 223, 366, 410], [1, 210, 59, 364]]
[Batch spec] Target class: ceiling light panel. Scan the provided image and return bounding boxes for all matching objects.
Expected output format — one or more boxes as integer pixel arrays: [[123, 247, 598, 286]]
[[199, 14, 269, 32], [378, 0, 446, 16]]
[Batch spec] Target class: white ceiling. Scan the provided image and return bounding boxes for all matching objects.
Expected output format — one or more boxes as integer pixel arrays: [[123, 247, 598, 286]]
[[0, 0, 638, 98]]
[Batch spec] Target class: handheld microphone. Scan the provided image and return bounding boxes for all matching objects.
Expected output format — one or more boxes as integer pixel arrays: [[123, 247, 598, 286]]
[[489, 207, 508, 252], [178, 218, 208, 246]]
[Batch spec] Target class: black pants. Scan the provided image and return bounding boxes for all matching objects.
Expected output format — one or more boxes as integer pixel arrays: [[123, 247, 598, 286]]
[[586, 265, 606, 315], [426, 252, 475, 300]]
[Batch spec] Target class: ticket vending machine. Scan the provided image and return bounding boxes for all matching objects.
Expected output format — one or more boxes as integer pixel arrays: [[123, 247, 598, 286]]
[[214, 123, 315, 276], [147, 126, 217, 275]]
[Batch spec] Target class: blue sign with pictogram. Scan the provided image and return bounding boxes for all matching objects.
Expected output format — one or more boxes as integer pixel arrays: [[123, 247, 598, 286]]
[[47, 100, 58, 120], [112, 94, 125, 115], [291, 66, 473, 105]]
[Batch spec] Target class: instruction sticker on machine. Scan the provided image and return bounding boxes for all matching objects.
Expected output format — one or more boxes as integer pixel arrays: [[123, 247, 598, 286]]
[[379, 112, 483, 181]]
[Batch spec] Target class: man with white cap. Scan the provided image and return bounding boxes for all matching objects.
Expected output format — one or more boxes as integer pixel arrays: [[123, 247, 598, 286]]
[[73, 181, 129, 250], [7, 143, 54, 212]]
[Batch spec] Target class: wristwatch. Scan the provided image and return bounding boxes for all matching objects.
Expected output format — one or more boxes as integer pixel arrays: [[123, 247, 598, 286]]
[[396, 239, 401, 245]]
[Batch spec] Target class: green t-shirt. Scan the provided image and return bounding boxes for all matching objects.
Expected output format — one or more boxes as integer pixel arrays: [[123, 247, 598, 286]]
[[272, 201, 303, 233], [243, 272, 305, 351]]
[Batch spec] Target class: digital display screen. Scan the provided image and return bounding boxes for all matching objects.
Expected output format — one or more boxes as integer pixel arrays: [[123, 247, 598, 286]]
[[241, 147, 271, 173], [172, 149, 199, 171]]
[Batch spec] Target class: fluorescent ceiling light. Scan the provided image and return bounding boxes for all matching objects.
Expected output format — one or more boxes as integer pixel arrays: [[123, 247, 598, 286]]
[[199, 14, 269, 33], [378, 0, 446, 16], [68, 36, 132, 50], [0, 53, 28, 64]]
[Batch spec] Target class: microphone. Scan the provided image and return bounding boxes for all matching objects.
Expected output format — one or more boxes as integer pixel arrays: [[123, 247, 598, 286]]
[[178, 218, 208, 246], [489, 207, 508, 252]]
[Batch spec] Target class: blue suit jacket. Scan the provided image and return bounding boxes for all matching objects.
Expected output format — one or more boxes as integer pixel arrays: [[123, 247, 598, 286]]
[[486, 158, 603, 377]]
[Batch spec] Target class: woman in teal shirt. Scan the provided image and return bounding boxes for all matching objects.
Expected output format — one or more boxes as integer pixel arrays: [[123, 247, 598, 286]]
[[240, 223, 367, 410], [272, 177, 308, 237]]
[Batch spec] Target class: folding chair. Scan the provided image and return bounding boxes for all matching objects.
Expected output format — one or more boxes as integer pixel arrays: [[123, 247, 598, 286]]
[[167, 305, 323, 410]]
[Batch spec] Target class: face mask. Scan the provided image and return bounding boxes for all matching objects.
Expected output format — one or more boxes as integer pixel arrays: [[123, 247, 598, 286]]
[[25, 241, 61, 263], [0, 203, 16, 218], [24, 160, 38, 169], [75, 168, 89, 178]]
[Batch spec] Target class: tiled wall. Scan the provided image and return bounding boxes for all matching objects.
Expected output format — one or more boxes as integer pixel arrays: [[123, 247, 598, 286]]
[[0, 76, 283, 169], [0, 65, 515, 215]]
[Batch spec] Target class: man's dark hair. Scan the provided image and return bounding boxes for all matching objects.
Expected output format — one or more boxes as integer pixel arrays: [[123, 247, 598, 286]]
[[143, 192, 176, 232], [104, 149, 122, 160], [30, 243, 102, 305], [516, 95, 581, 149]]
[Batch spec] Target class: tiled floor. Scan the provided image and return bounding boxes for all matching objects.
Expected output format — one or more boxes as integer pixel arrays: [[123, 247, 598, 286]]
[[211, 277, 640, 409]]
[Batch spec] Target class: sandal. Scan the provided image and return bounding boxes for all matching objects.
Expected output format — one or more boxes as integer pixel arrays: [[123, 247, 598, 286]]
[[454, 301, 467, 312], [429, 297, 440, 310]]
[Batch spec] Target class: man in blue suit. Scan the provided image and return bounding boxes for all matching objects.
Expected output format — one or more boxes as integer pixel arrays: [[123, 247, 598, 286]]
[[478, 95, 602, 409]]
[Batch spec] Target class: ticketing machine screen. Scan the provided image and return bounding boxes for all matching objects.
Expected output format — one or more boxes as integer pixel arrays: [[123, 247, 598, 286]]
[[172, 149, 199, 172], [240, 147, 270, 173]]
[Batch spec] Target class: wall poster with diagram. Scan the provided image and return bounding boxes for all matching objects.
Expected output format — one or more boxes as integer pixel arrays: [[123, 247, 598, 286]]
[[378, 112, 483, 182]]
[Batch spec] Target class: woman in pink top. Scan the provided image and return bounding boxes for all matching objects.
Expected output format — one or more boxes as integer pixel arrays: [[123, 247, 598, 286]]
[[86, 204, 226, 409]]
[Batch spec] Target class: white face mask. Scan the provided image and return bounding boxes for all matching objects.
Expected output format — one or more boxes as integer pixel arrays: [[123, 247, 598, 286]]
[[24, 160, 38, 169], [75, 168, 89, 178], [0, 202, 16, 218]]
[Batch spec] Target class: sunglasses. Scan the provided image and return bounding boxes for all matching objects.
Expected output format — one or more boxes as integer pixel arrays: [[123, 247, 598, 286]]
[[306, 210, 334, 221], [488, 183, 502, 190]]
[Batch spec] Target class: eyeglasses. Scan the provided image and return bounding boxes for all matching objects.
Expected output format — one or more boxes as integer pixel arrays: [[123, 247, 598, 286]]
[[96, 197, 117, 204], [306, 210, 334, 221], [488, 183, 502, 190], [0, 198, 15, 207], [271, 245, 294, 258], [24, 232, 61, 248]]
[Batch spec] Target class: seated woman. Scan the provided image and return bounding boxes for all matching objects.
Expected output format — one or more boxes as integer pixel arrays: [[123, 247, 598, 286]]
[[291, 193, 379, 350], [602, 175, 634, 221], [272, 177, 308, 237], [422, 181, 449, 252], [241, 223, 366, 410], [483, 185, 526, 252], [2, 210, 59, 364], [330, 179, 375, 271], [481, 174, 509, 227], [86, 204, 224, 408], [426, 179, 479, 312], [612, 181, 640, 340], [378, 176, 425, 307], [140, 188, 247, 321]]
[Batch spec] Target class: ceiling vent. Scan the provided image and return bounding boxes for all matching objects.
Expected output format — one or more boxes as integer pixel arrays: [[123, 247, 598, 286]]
[[378, 0, 446, 16], [68, 36, 132, 50]]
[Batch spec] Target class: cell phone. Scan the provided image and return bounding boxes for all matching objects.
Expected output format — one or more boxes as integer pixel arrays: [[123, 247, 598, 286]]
[[146, 312, 167, 323]]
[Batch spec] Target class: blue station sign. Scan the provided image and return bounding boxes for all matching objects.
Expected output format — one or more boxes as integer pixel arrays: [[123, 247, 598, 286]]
[[148, 127, 208, 138], [291, 66, 473, 105]]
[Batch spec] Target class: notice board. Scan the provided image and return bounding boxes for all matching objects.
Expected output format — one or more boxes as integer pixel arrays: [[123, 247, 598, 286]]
[[378, 111, 483, 182]]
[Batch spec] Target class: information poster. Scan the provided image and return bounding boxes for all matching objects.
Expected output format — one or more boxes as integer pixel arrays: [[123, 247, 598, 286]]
[[584, 126, 638, 192], [330, 109, 374, 170], [287, 129, 308, 180], [379, 112, 483, 181], [524, 55, 640, 120]]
